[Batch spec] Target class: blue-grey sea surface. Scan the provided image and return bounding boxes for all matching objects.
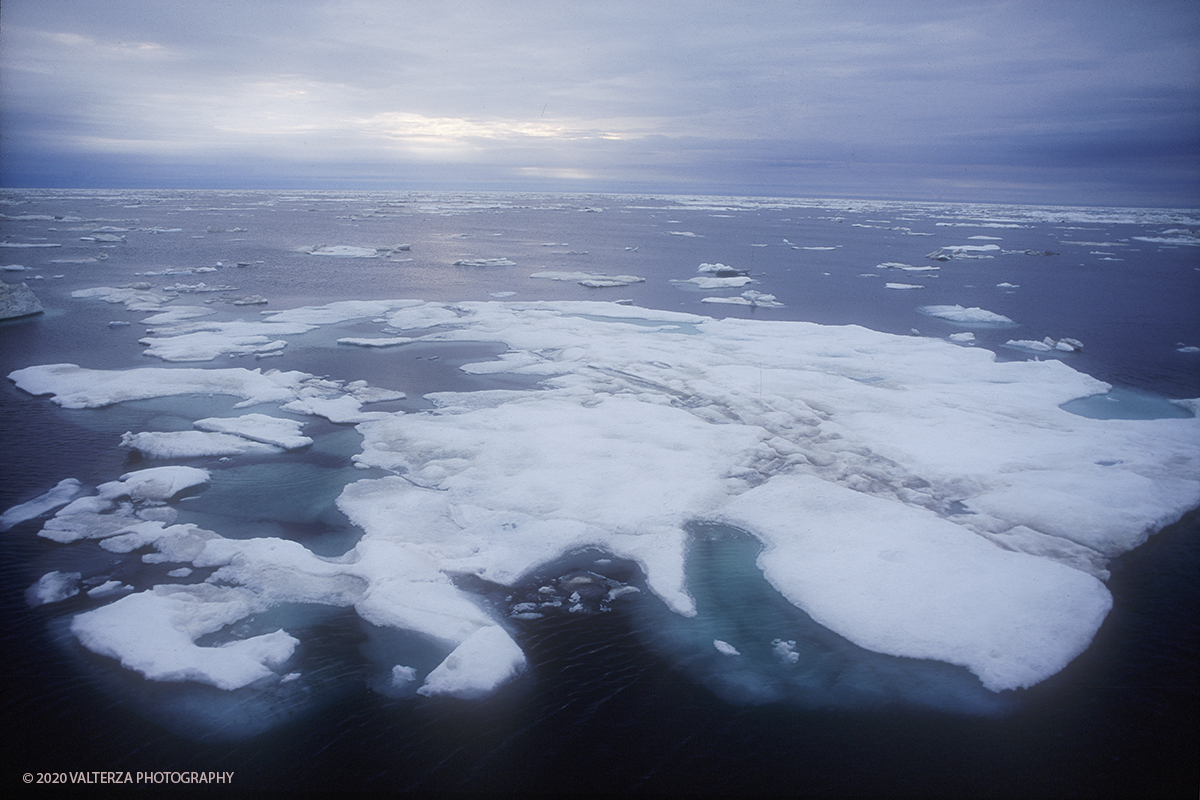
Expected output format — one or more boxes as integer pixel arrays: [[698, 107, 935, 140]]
[[1, 190, 1197, 794]]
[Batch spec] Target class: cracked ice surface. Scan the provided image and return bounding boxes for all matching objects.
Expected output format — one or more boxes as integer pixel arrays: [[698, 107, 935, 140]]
[[7, 299, 1200, 698]]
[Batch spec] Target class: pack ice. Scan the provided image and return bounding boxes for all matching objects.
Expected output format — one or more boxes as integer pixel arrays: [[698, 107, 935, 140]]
[[7, 300, 1199, 706]]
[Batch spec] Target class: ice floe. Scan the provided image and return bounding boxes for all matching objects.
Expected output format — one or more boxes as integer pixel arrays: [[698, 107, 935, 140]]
[[308, 245, 396, 257], [919, 305, 1015, 325], [926, 245, 1001, 261], [0, 281, 43, 319], [415, 626, 527, 699], [714, 639, 741, 656], [529, 270, 644, 287], [714, 475, 1111, 691], [701, 290, 782, 307], [697, 263, 750, 277], [453, 258, 516, 267], [674, 276, 755, 290], [27, 571, 81, 606], [120, 431, 283, 458], [6, 299, 1199, 701], [0, 478, 85, 531], [193, 414, 311, 449], [72, 587, 300, 691], [1004, 337, 1084, 354]]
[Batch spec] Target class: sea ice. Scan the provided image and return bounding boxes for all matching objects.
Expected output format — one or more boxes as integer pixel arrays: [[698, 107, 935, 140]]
[[71, 587, 299, 691], [120, 430, 283, 458], [926, 245, 1000, 260], [337, 336, 416, 347], [73, 285, 177, 313], [140, 306, 216, 325], [392, 665, 418, 686], [530, 271, 644, 287], [8, 363, 314, 408], [0, 478, 84, 531], [453, 258, 516, 267], [1004, 337, 1083, 354], [714, 639, 740, 656], [0, 281, 44, 319], [8, 299, 1199, 702], [416, 626, 527, 699], [308, 245, 385, 257], [919, 305, 1015, 325], [139, 319, 303, 361], [701, 290, 782, 307], [193, 414, 312, 450], [26, 571, 81, 606], [714, 476, 1110, 691], [100, 466, 211, 502], [674, 276, 755, 290]]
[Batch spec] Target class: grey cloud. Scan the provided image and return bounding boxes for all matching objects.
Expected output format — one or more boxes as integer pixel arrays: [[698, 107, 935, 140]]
[[1, 0, 1197, 205]]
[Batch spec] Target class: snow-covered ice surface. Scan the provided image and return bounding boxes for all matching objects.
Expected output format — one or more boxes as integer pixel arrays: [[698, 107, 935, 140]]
[[2, 189, 1198, 794], [10, 299, 1197, 697]]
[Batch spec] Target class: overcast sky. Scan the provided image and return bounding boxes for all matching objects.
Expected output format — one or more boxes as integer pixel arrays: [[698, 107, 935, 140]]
[[2, 0, 1197, 206]]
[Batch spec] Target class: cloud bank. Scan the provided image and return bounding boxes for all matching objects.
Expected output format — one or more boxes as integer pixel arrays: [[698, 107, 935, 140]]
[[2, 0, 1197, 205]]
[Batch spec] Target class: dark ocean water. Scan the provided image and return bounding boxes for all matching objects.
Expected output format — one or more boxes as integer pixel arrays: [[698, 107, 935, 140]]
[[1, 190, 1197, 795]]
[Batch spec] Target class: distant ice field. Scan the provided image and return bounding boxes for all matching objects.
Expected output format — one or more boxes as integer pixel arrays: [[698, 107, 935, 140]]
[[2, 190, 1198, 778]]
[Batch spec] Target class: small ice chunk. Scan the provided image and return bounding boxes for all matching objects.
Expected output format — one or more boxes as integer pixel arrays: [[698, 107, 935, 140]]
[[453, 258, 516, 267], [919, 305, 1014, 325], [417, 626, 526, 700], [771, 639, 800, 664], [713, 639, 740, 656], [391, 665, 418, 686], [926, 245, 1000, 260], [87, 580, 131, 598], [578, 276, 645, 288], [1006, 339, 1054, 352], [308, 245, 383, 257], [337, 336, 415, 347], [701, 290, 783, 307], [885, 283, 924, 290], [696, 263, 748, 276], [26, 571, 81, 606], [1004, 337, 1083, 355], [0, 281, 44, 319], [675, 276, 755, 290], [949, 332, 975, 342]]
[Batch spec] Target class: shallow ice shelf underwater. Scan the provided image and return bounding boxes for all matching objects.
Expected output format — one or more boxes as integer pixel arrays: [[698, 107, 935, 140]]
[[8, 299, 1200, 736]]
